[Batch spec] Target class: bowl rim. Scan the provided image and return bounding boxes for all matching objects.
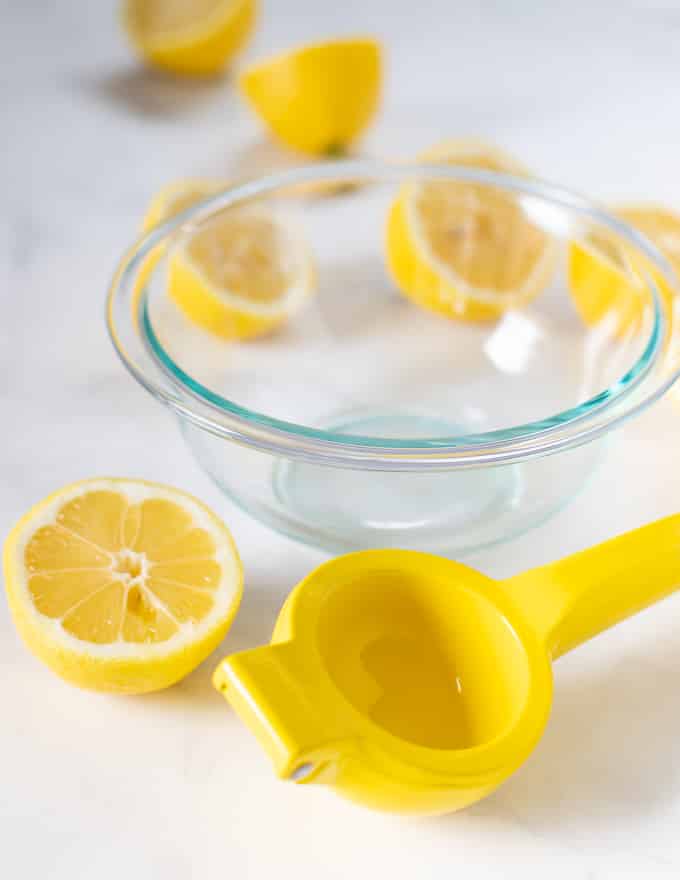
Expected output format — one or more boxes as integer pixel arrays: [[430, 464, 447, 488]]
[[107, 160, 680, 471]]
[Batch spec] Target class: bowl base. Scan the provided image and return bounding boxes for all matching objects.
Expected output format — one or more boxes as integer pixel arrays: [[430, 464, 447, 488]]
[[181, 415, 604, 558], [273, 411, 521, 552]]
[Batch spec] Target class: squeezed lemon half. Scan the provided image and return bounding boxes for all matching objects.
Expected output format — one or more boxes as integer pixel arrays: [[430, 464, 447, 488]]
[[168, 204, 316, 339], [3, 479, 243, 694], [140, 179, 316, 339], [239, 38, 382, 155], [134, 179, 227, 310], [122, 0, 257, 75], [568, 206, 680, 384], [386, 140, 557, 321]]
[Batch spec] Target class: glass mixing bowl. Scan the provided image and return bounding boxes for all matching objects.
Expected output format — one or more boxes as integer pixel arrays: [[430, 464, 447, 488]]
[[108, 161, 680, 555]]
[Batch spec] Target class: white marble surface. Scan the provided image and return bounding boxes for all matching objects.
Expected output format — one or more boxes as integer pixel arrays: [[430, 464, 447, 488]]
[[4, 1, 680, 877]]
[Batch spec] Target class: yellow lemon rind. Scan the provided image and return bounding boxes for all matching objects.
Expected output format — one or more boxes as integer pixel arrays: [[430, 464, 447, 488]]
[[239, 37, 382, 155]]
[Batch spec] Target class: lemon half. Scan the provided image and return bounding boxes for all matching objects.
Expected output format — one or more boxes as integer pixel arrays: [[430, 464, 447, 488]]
[[386, 140, 557, 321], [567, 206, 679, 333], [123, 0, 257, 76], [239, 38, 382, 155], [168, 204, 315, 339], [4, 479, 243, 694], [139, 179, 316, 339], [134, 179, 226, 314]]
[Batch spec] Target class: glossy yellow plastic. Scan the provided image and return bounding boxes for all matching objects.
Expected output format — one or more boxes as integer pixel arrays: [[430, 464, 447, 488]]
[[214, 515, 680, 815]]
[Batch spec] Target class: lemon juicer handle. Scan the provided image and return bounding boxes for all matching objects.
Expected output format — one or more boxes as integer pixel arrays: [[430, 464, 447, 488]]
[[503, 514, 680, 659]]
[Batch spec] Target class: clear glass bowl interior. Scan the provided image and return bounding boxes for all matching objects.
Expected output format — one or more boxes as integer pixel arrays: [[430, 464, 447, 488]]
[[108, 163, 679, 554], [121, 163, 676, 462]]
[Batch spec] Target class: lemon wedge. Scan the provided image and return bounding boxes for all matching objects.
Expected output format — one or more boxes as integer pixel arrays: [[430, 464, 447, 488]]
[[385, 140, 557, 321], [239, 38, 382, 155], [122, 0, 257, 76], [3, 479, 243, 694], [168, 204, 315, 339]]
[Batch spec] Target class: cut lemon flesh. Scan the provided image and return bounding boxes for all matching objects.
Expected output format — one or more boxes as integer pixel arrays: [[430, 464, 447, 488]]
[[184, 211, 289, 304], [3, 479, 243, 694], [239, 38, 382, 155], [386, 140, 557, 321], [168, 205, 315, 339], [122, 0, 257, 75]]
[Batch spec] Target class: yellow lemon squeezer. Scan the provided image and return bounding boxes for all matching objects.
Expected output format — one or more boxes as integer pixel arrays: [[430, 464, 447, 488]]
[[214, 515, 680, 816]]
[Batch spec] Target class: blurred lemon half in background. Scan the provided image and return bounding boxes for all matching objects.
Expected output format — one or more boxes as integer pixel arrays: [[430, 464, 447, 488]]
[[134, 178, 226, 308], [239, 38, 382, 155], [568, 206, 680, 381], [568, 228, 648, 338], [165, 196, 316, 339], [139, 180, 316, 340], [123, 0, 257, 76], [3, 479, 243, 694], [386, 140, 558, 321]]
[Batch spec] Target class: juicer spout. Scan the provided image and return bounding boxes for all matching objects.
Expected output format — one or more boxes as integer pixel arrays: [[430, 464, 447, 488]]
[[213, 643, 351, 782]]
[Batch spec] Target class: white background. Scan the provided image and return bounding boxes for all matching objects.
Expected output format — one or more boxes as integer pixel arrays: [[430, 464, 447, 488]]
[[3, 2, 680, 877]]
